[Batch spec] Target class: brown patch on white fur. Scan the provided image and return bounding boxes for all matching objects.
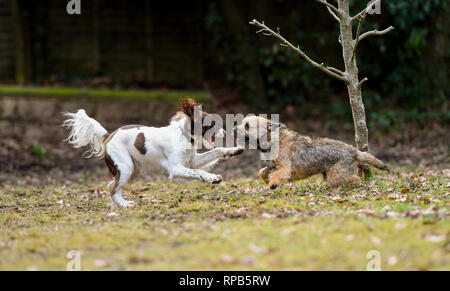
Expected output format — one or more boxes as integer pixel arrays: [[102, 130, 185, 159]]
[[134, 133, 147, 155], [172, 98, 218, 148], [104, 125, 144, 144], [179, 98, 201, 121], [103, 130, 118, 145], [105, 153, 120, 196], [103, 126, 146, 195]]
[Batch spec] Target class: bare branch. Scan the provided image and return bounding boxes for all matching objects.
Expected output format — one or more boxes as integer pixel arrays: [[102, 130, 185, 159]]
[[249, 19, 348, 83], [359, 26, 395, 41], [314, 0, 341, 22], [327, 66, 345, 76], [351, 14, 366, 62], [314, 0, 341, 18], [351, 1, 395, 61], [351, 0, 381, 23], [327, 6, 340, 22], [358, 78, 369, 90]]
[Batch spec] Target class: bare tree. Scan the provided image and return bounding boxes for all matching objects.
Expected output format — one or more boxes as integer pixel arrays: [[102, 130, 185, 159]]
[[250, 0, 394, 178]]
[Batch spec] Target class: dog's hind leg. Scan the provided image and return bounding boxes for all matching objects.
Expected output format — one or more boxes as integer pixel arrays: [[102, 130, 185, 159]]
[[326, 163, 360, 188], [107, 179, 115, 192], [107, 150, 136, 208]]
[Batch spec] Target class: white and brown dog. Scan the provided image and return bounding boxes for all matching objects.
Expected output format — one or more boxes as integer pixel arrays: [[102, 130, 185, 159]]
[[64, 98, 243, 207]]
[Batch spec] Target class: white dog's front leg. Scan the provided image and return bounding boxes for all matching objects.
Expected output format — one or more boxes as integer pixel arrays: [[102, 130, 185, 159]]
[[190, 147, 244, 169], [170, 167, 223, 184], [112, 190, 135, 208]]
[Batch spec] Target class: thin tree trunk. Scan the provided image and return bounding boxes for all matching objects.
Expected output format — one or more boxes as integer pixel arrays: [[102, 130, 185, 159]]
[[338, 0, 370, 176]]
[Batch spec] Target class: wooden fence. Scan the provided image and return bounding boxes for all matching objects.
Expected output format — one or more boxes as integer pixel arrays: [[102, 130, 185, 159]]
[[0, 0, 204, 86]]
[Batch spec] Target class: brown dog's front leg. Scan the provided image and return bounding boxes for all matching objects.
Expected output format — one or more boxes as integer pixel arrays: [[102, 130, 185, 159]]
[[268, 169, 290, 190], [258, 167, 270, 184]]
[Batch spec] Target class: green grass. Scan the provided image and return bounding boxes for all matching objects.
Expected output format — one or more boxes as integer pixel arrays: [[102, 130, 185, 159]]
[[0, 85, 209, 102], [0, 169, 448, 270]]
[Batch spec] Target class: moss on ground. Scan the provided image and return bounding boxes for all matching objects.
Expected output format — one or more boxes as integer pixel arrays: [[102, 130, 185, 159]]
[[0, 169, 448, 270], [0, 85, 209, 102]]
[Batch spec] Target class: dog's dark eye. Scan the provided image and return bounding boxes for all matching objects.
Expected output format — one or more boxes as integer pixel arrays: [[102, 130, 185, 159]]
[[245, 124, 250, 130]]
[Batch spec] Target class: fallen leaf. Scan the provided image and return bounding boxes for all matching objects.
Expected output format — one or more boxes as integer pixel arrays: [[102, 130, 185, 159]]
[[261, 213, 275, 219], [346, 234, 355, 242], [401, 188, 410, 194], [382, 206, 392, 212], [93, 259, 109, 267], [249, 243, 268, 254], [388, 256, 398, 266], [425, 235, 446, 243], [221, 254, 236, 263], [27, 266, 39, 271], [241, 255, 256, 265], [370, 236, 381, 245]]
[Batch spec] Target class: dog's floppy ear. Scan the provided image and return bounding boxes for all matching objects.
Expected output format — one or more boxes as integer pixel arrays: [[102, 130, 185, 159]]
[[180, 98, 200, 120]]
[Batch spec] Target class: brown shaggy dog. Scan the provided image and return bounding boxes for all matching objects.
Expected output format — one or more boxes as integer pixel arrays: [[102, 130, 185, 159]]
[[235, 116, 389, 189]]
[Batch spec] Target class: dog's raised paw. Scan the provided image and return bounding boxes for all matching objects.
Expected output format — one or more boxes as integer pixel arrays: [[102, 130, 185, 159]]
[[212, 175, 223, 184], [231, 147, 244, 157], [225, 147, 244, 159], [203, 174, 223, 184]]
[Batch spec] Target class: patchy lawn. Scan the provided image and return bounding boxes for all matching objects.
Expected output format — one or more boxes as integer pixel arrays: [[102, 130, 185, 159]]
[[0, 168, 448, 271]]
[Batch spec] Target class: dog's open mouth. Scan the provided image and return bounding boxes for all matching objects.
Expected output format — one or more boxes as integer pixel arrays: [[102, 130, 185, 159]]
[[205, 133, 215, 149]]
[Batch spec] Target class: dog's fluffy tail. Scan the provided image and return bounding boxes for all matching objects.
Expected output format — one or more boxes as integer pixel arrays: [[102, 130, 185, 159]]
[[63, 109, 108, 159], [357, 151, 389, 172]]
